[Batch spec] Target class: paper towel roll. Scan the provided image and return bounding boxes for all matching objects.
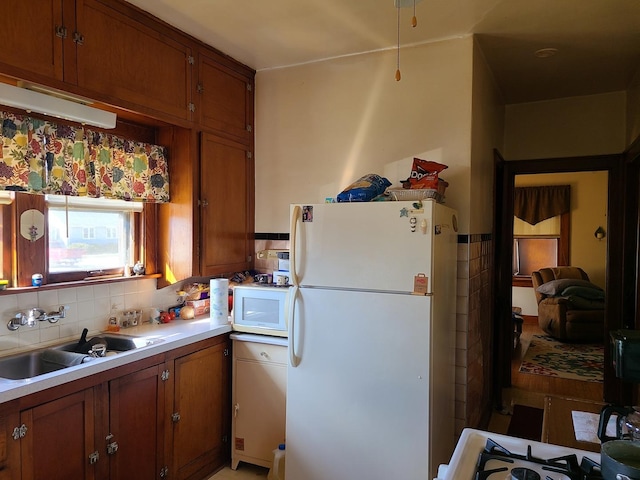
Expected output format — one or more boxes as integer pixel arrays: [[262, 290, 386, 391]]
[[210, 278, 229, 325]]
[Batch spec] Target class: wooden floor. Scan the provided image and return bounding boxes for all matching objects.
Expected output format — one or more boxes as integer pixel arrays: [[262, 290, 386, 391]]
[[488, 319, 603, 435]]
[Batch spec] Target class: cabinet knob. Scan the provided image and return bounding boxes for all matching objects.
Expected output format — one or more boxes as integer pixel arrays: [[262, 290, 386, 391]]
[[234, 403, 239, 418], [107, 441, 118, 455], [73, 31, 84, 45], [55, 25, 68, 39], [172, 412, 181, 423]]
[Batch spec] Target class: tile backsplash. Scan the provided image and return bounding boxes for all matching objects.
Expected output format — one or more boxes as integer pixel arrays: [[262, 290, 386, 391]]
[[0, 278, 183, 356]]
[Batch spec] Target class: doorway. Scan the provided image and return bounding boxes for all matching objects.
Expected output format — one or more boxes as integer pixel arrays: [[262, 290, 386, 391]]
[[492, 151, 629, 409]]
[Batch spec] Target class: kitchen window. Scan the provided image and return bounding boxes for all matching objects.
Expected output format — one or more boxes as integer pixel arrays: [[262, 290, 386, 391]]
[[46, 195, 143, 281]]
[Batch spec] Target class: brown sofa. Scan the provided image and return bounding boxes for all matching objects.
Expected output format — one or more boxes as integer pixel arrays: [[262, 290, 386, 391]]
[[531, 267, 604, 343]]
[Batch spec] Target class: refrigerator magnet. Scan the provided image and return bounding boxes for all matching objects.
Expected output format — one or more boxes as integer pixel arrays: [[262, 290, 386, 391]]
[[413, 273, 428, 295], [302, 206, 313, 222]]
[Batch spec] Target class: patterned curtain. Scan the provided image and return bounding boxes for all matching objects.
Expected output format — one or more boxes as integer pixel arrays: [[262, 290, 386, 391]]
[[0, 111, 169, 202]]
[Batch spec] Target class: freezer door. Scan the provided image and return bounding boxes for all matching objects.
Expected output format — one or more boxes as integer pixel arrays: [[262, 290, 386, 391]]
[[286, 288, 455, 480], [290, 201, 456, 293]]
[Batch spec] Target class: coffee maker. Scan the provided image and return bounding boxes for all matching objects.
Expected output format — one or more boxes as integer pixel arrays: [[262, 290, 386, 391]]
[[596, 330, 640, 479], [597, 329, 640, 443]]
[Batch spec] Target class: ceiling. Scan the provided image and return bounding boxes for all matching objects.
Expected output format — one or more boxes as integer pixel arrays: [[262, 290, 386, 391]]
[[126, 0, 640, 104]]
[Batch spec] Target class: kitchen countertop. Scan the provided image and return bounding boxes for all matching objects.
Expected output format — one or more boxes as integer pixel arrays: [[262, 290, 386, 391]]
[[0, 317, 232, 404]]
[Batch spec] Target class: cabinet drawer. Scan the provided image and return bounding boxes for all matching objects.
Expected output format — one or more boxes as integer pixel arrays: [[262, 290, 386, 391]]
[[233, 341, 287, 365]]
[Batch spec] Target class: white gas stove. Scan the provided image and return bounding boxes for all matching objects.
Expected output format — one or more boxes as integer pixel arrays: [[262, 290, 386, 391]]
[[439, 429, 603, 480]]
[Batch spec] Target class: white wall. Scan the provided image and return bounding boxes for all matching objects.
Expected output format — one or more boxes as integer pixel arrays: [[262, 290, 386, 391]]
[[470, 38, 505, 233], [255, 37, 475, 233], [504, 92, 627, 159]]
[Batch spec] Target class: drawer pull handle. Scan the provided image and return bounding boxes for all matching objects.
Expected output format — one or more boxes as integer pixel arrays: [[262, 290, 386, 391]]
[[260, 351, 269, 359]]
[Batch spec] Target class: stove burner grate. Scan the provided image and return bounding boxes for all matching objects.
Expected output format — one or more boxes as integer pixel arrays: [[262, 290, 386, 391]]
[[474, 438, 603, 480]]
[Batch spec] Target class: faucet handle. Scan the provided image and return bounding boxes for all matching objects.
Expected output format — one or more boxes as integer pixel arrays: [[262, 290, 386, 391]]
[[7, 313, 26, 331]]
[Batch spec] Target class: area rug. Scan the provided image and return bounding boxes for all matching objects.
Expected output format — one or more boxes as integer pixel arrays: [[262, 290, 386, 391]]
[[519, 334, 604, 382], [507, 404, 544, 441]]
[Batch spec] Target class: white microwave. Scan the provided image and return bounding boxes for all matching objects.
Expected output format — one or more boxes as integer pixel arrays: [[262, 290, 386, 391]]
[[232, 285, 289, 337]]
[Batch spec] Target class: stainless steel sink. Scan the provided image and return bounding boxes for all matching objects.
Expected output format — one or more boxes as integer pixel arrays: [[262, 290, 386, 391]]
[[0, 334, 164, 381], [56, 334, 160, 353], [0, 350, 69, 380]]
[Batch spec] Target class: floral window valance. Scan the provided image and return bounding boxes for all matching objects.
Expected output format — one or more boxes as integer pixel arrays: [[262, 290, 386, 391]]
[[0, 111, 169, 202], [514, 185, 570, 225]]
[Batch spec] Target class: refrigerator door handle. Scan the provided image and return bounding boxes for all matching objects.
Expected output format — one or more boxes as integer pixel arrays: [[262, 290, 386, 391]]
[[288, 285, 300, 367], [290, 205, 301, 286]]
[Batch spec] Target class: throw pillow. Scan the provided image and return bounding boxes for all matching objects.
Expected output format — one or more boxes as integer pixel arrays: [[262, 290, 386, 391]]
[[536, 278, 602, 296], [561, 285, 605, 300]]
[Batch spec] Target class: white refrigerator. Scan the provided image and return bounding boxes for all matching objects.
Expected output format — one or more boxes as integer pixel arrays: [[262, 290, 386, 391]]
[[286, 200, 459, 480]]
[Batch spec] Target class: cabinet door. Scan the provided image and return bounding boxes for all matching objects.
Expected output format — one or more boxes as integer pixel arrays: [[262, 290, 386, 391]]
[[0, 409, 20, 480], [232, 342, 287, 469], [109, 365, 166, 480], [0, 0, 65, 81], [171, 341, 230, 479], [200, 133, 254, 276], [197, 52, 254, 141], [75, 0, 193, 122], [21, 389, 96, 480]]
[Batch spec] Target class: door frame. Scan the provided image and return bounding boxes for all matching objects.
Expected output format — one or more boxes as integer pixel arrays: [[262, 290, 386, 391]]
[[492, 151, 632, 406]]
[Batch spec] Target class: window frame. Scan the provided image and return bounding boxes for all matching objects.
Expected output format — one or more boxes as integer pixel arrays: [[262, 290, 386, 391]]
[[46, 207, 137, 284], [6, 191, 157, 288]]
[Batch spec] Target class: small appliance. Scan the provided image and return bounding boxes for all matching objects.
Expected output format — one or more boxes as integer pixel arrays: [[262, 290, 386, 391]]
[[231, 285, 289, 337]]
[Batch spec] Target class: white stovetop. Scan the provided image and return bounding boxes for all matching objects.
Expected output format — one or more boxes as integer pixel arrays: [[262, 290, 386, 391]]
[[441, 428, 601, 480], [0, 317, 231, 403]]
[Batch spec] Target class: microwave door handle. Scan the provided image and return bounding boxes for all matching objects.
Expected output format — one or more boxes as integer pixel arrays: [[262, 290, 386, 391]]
[[290, 205, 301, 287], [288, 285, 300, 367]]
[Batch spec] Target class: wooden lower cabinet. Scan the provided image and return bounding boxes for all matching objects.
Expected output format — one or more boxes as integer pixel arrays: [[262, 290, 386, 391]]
[[169, 340, 231, 480], [21, 389, 97, 480], [107, 365, 167, 480], [2, 335, 230, 480]]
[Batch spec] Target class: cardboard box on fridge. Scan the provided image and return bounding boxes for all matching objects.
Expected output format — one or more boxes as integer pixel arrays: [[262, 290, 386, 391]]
[[186, 299, 210, 316]]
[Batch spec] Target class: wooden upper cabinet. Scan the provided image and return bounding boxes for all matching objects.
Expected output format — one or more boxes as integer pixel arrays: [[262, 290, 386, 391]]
[[200, 132, 254, 277], [0, 0, 65, 81], [74, 0, 193, 122], [197, 51, 254, 141]]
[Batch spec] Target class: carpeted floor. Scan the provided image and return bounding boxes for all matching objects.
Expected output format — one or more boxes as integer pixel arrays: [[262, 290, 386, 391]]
[[507, 404, 544, 441], [519, 334, 604, 382]]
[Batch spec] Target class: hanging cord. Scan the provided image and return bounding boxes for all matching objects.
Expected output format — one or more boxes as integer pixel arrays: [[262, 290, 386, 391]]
[[395, 4, 401, 81], [412, 0, 417, 27]]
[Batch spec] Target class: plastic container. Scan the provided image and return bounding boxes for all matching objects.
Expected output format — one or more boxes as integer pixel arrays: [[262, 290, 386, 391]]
[[267, 444, 286, 480], [31, 273, 43, 287]]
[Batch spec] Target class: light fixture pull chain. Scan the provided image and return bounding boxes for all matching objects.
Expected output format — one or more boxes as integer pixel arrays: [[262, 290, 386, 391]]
[[412, 0, 417, 27], [395, 3, 401, 81]]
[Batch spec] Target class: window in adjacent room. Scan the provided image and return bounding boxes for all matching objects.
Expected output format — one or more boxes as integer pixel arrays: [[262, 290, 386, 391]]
[[512, 185, 570, 287]]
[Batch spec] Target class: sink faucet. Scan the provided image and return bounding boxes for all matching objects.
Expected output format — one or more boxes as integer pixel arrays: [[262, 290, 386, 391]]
[[7, 306, 69, 331]]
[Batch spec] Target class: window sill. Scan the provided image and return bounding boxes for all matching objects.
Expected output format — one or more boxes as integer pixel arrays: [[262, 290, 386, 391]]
[[0, 273, 162, 294], [512, 275, 534, 288]]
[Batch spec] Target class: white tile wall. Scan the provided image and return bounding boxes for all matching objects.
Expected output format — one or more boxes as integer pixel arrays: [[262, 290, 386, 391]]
[[0, 278, 185, 356]]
